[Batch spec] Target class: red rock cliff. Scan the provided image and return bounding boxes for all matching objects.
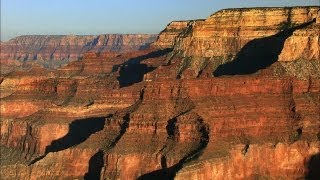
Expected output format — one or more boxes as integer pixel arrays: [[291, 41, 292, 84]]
[[0, 6, 319, 180]]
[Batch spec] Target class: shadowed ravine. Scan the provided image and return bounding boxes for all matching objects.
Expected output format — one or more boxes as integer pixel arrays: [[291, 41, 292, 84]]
[[138, 116, 209, 180], [82, 89, 145, 179], [29, 117, 107, 165], [106, 87, 145, 150], [112, 48, 172, 87], [84, 150, 104, 180]]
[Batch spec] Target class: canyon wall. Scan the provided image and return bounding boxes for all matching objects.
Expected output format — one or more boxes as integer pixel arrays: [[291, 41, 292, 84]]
[[0, 34, 157, 71], [174, 7, 319, 60], [0, 6, 319, 180], [151, 7, 320, 78]]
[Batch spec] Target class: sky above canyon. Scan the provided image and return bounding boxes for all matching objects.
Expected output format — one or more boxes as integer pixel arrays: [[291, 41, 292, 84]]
[[1, 0, 319, 41]]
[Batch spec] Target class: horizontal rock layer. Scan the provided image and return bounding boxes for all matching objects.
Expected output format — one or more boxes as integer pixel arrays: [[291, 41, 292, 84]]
[[151, 7, 320, 79], [174, 6, 319, 61], [1, 6, 319, 180], [151, 20, 203, 48], [0, 34, 157, 71]]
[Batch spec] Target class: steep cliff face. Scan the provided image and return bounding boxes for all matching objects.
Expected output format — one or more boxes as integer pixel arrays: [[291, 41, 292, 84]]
[[1, 6, 320, 180], [1, 59, 319, 179], [163, 7, 320, 78], [176, 142, 320, 180], [0, 34, 157, 71], [175, 7, 319, 60]]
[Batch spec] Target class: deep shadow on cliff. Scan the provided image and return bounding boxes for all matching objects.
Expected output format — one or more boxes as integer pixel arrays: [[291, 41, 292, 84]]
[[306, 153, 320, 180], [84, 150, 104, 180], [45, 117, 106, 152], [113, 48, 172, 87], [213, 19, 316, 77], [29, 117, 107, 165]]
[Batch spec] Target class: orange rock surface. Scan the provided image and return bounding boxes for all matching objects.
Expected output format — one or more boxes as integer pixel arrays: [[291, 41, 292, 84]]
[[0, 34, 157, 73], [151, 20, 204, 49], [0, 6, 319, 180]]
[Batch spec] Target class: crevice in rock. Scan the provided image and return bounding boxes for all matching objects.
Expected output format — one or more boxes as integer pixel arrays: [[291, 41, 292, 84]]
[[289, 91, 301, 121], [28, 116, 107, 165], [139, 87, 145, 101], [166, 117, 178, 138], [103, 87, 144, 151], [138, 116, 209, 180], [242, 144, 250, 155], [161, 156, 168, 169], [84, 150, 104, 180], [213, 19, 316, 77], [0, 77, 4, 84], [108, 114, 130, 148]]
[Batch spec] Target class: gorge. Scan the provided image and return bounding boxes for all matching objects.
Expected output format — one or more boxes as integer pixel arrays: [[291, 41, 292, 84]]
[[0, 6, 319, 180], [0, 34, 157, 73]]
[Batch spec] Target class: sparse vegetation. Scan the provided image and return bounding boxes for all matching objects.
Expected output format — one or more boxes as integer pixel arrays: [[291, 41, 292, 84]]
[[278, 21, 297, 31], [177, 57, 192, 78], [84, 98, 95, 107], [0, 146, 27, 165], [289, 128, 302, 143]]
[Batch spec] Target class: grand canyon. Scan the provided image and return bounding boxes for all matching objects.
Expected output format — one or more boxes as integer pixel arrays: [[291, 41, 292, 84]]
[[0, 6, 319, 180]]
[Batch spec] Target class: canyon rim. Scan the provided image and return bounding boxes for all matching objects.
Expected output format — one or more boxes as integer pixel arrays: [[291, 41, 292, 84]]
[[0, 3, 320, 180]]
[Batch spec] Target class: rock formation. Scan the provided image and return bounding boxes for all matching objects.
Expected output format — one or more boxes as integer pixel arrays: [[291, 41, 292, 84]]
[[166, 6, 320, 79], [1, 6, 319, 180], [0, 34, 157, 72], [151, 20, 204, 49], [174, 7, 319, 60]]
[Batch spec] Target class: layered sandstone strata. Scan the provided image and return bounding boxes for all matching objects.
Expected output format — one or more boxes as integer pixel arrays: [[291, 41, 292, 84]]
[[0, 34, 157, 71], [154, 7, 320, 78], [174, 7, 319, 60], [0, 6, 319, 180], [1, 58, 319, 179]]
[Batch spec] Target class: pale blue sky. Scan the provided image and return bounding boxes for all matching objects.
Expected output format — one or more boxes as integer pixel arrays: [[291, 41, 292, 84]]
[[1, 0, 319, 41]]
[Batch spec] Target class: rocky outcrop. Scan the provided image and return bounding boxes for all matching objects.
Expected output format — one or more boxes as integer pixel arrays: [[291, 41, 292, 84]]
[[1, 6, 319, 180], [151, 20, 204, 49]]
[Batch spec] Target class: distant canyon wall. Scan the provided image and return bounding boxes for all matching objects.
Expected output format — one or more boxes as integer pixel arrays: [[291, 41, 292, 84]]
[[0, 6, 319, 180], [0, 34, 157, 69]]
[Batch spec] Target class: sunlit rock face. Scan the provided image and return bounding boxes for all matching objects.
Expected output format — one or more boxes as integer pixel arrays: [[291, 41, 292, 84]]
[[1, 6, 319, 180], [151, 20, 204, 49], [174, 7, 319, 60], [161, 7, 319, 79]]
